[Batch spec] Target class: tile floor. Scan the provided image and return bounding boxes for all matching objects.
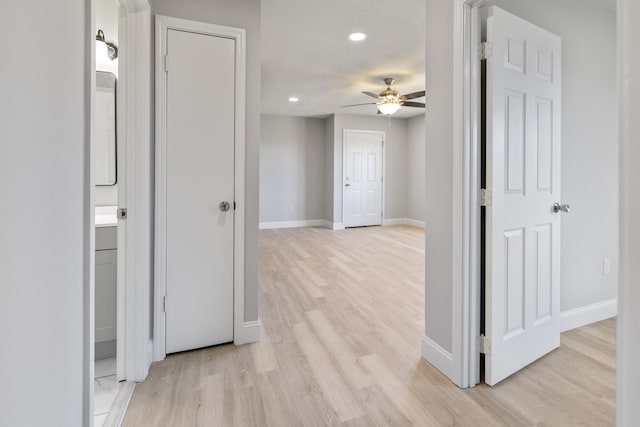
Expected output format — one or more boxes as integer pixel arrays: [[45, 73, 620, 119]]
[[94, 357, 123, 427]]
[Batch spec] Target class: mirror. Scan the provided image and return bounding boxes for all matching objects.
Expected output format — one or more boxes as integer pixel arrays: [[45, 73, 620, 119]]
[[95, 71, 117, 186]]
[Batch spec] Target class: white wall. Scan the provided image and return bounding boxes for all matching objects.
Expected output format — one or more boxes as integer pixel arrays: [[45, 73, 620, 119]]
[[489, 0, 618, 315], [407, 114, 426, 222], [617, 0, 640, 423], [0, 0, 90, 425], [152, 0, 261, 322], [260, 115, 325, 223], [332, 114, 409, 223]]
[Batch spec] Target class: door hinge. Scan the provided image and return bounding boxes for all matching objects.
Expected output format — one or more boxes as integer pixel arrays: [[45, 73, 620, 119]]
[[381, 176, 384, 183], [479, 335, 491, 355], [163, 296, 168, 313], [481, 42, 493, 60], [480, 188, 492, 207], [234, 201, 237, 210], [164, 54, 169, 72], [117, 208, 128, 220]]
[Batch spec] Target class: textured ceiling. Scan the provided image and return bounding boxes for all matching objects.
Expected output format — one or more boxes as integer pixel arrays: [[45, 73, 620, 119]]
[[261, 0, 614, 119], [261, 0, 426, 119]]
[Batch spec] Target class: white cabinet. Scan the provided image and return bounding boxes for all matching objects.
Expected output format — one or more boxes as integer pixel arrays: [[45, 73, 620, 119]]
[[95, 227, 117, 353]]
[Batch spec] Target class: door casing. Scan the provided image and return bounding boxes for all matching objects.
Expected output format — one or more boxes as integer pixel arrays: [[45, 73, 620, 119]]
[[153, 15, 247, 361]]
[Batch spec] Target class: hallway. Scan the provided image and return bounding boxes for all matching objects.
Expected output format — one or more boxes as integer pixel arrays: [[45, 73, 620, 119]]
[[123, 226, 615, 426]]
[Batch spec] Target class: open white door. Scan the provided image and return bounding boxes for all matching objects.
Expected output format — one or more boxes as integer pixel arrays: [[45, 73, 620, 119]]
[[485, 6, 562, 386], [343, 130, 383, 228]]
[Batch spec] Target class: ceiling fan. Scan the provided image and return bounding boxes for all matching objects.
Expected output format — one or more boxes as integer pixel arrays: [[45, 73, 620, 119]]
[[342, 77, 426, 116]]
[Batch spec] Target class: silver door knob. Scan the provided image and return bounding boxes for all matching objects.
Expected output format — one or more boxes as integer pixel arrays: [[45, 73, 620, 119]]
[[553, 203, 570, 213], [219, 201, 231, 212]]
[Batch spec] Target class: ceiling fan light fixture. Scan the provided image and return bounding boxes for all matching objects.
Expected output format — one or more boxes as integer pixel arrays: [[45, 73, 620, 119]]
[[348, 32, 367, 42], [377, 102, 401, 116]]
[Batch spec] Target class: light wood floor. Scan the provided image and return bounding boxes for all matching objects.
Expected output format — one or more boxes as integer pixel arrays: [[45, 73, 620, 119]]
[[123, 225, 615, 426]]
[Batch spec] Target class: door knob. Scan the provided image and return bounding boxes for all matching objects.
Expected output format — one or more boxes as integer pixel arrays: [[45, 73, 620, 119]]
[[553, 203, 570, 213], [345, 183, 351, 187], [219, 201, 231, 212]]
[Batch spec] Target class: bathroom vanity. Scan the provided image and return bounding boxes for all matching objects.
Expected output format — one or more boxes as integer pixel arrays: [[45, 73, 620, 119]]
[[95, 206, 117, 359]]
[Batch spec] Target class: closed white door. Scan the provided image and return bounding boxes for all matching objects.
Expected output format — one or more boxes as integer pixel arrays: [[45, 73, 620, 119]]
[[164, 28, 235, 354], [343, 130, 383, 228], [485, 6, 562, 385]]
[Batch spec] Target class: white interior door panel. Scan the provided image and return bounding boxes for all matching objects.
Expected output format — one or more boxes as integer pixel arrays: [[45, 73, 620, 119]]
[[485, 6, 562, 385], [164, 28, 236, 354], [343, 131, 383, 228]]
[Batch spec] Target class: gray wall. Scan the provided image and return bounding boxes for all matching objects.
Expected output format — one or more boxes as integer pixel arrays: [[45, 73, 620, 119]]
[[618, 0, 640, 422], [260, 115, 325, 222], [332, 114, 409, 223], [0, 0, 89, 424], [424, 0, 618, 354], [324, 115, 335, 222], [408, 115, 426, 222], [424, 0, 455, 352], [261, 113, 420, 225], [152, 0, 261, 321], [489, 0, 618, 313]]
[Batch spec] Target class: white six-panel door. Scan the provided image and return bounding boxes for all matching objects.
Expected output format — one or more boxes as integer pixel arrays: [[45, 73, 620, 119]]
[[485, 6, 562, 385], [164, 28, 236, 354], [343, 130, 383, 228]]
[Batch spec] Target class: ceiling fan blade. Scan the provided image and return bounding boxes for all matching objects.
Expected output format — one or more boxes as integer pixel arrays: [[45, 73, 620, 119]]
[[402, 90, 426, 100], [362, 91, 380, 99], [402, 101, 426, 108], [341, 102, 377, 108]]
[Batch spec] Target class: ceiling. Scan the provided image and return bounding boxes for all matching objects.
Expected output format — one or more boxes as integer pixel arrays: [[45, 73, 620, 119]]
[[261, 0, 614, 120], [261, 0, 426, 119]]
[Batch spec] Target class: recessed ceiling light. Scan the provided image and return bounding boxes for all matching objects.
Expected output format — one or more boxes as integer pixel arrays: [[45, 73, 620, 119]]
[[348, 32, 367, 42], [288, 97, 299, 103]]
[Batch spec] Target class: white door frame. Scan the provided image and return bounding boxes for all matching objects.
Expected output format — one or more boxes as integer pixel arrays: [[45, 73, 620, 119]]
[[115, 0, 153, 383], [342, 129, 386, 227], [86, 0, 152, 423], [154, 15, 247, 361], [445, 0, 487, 388]]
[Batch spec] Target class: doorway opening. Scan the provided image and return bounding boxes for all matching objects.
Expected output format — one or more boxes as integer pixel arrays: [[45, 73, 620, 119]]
[[458, 0, 618, 392]]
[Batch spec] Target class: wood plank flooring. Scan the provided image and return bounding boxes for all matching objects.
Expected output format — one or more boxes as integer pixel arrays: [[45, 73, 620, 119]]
[[122, 225, 615, 426]]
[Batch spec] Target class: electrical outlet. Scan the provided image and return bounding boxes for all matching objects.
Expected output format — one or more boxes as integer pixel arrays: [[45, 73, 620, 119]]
[[603, 258, 612, 275], [288, 204, 295, 214]]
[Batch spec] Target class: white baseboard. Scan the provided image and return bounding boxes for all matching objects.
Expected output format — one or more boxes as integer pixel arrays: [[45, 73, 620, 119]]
[[421, 335, 455, 382], [560, 298, 617, 332], [382, 218, 407, 226], [235, 320, 261, 345], [332, 222, 345, 230], [406, 218, 425, 229], [382, 218, 425, 228], [259, 219, 329, 230]]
